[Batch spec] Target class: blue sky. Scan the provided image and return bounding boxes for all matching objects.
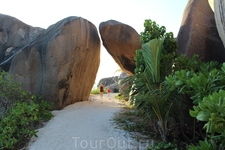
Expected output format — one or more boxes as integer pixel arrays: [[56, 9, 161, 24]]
[[1, 0, 188, 83]]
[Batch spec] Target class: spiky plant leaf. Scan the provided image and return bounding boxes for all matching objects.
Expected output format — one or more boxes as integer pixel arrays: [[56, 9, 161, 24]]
[[141, 38, 164, 84]]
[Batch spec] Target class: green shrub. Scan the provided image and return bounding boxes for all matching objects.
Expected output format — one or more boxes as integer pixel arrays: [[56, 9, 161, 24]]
[[0, 71, 53, 149], [165, 61, 225, 148], [165, 61, 223, 104], [190, 90, 225, 135], [121, 19, 225, 148], [188, 90, 225, 149], [188, 138, 219, 150], [124, 19, 178, 143], [147, 142, 179, 150], [90, 88, 100, 94], [115, 93, 124, 100], [136, 19, 177, 81], [0, 100, 53, 149]]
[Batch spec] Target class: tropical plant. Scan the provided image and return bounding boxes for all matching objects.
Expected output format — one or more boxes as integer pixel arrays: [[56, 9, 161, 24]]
[[131, 38, 165, 104], [0, 71, 24, 115], [147, 141, 179, 150], [0, 71, 53, 149], [0, 100, 53, 149], [140, 20, 166, 44], [165, 60, 225, 148], [188, 138, 219, 150], [121, 19, 179, 143], [165, 62, 224, 104], [139, 82, 175, 142], [190, 90, 225, 135], [129, 19, 225, 149], [128, 38, 179, 142], [142, 38, 164, 84], [114, 93, 124, 100], [188, 90, 225, 149], [136, 19, 177, 80]]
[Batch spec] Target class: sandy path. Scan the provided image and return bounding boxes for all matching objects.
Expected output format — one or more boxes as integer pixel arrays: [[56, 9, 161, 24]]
[[25, 94, 151, 150]]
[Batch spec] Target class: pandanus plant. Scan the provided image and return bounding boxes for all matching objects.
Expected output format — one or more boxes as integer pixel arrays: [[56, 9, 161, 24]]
[[121, 19, 178, 142], [129, 38, 175, 142], [142, 38, 164, 85]]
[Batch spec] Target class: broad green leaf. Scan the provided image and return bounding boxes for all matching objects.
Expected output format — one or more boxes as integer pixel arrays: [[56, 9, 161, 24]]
[[196, 111, 210, 121], [221, 62, 225, 72], [175, 80, 183, 86], [142, 38, 164, 83], [190, 110, 198, 117]]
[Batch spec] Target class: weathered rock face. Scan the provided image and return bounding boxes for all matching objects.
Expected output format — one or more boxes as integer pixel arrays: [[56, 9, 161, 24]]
[[118, 71, 129, 100], [0, 14, 45, 71], [118, 71, 129, 93], [7, 16, 100, 109], [99, 20, 141, 75], [107, 83, 119, 93], [210, 0, 225, 48], [177, 0, 225, 62], [98, 76, 118, 87], [98, 76, 119, 93]]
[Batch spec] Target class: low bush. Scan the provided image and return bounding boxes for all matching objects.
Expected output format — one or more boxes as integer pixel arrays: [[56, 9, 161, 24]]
[[147, 141, 179, 150], [90, 88, 100, 94], [0, 100, 53, 149], [0, 71, 53, 149], [114, 93, 124, 100], [119, 18, 225, 149], [165, 62, 225, 149]]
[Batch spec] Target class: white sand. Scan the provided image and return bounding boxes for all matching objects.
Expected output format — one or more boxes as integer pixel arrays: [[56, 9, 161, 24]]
[[25, 94, 151, 150]]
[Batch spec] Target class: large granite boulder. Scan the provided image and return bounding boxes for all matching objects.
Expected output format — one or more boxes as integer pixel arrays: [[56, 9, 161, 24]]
[[98, 76, 119, 93], [99, 20, 141, 75], [209, 0, 225, 48], [177, 0, 225, 62], [118, 71, 129, 93], [107, 83, 119, 93], [6, 16, 100, 109], [97, 76, 118, 87], [118, 71, 129, 100], [0, 14, 44, 71]]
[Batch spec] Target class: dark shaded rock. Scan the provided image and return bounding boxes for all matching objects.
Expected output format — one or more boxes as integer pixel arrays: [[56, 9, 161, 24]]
[[8, 16, 100, 109], [98, 76, 118, 87], [0, 13, 44, 71], [107, 83, 119, 93], [212, 0, 225, 47], [118, 71, 129, 93], [98, 76, 119, 93], [99, 20, 141, 75], [119, 71, 129, 100], [177, 0, 225, 62], [175, 0, 225, 128]]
